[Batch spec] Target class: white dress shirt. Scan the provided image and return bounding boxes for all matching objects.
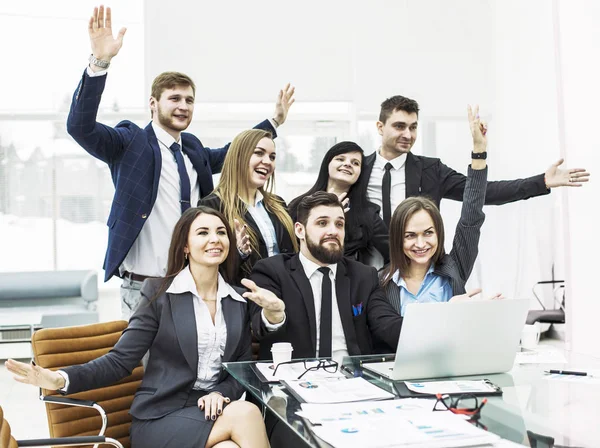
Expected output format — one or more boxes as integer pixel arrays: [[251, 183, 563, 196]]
[[166, 267, 246, 390], [120, 123, 200, 277], [246, 190, 279, 257], [366, 150, 407, 220]]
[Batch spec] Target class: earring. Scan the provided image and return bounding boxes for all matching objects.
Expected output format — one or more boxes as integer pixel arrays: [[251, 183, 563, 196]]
[[185, 253, 188, 260]]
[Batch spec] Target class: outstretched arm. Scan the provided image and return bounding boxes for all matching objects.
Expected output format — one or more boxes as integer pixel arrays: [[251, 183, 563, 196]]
[[448, 106, 488, 281], [67, 6, 131, 164]]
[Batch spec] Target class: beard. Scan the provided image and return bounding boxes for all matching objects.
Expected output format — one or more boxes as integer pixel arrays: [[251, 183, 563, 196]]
[[156, 106, 190, 132], [306, 234, 344, 265]]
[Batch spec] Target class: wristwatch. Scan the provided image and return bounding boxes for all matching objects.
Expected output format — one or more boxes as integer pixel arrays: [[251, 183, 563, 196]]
[[88, 54, 110, 69], [471, 151, 487, 160]]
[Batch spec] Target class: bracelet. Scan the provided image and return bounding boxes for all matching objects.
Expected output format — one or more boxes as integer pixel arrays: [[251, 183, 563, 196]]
[[271, 117, 280, 127], [471, 151, 487, 160], [88, 54, 110, 69]]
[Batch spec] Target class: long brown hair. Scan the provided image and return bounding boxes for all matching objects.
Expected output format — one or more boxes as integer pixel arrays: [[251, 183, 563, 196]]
[[213, 129, 298, 263], [381, 197, 445, 287], [154, 206, 237, 299]]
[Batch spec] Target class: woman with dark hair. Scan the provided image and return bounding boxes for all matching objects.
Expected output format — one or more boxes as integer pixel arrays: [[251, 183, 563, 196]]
[[201, 129, 298, 282], [380, 106, 500, 317], [6, 206, 272, 448], [288, 141, 389, 265]]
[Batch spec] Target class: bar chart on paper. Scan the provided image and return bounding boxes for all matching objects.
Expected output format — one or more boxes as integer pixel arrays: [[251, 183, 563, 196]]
[[304, 400, 499, 448]]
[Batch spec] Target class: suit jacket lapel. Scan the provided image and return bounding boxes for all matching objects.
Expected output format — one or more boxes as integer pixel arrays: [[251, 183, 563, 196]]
[[364, 152, 376, 184], [145, 123, 163, 207], [335, 261, 360, 355], [405, 152, 422, 198], [290, 255, 317, 354], [222, 297, 242, 362], [169, 292, 199, 373]]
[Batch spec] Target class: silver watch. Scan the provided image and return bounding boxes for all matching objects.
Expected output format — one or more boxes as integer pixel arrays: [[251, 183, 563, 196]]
[[88, 54, 110, 69]]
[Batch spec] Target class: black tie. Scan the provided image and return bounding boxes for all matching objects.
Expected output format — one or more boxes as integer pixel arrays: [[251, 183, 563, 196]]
[[382, 162, 393, 226], [318, 267, 332, 358], [170, 142, 191, 213]]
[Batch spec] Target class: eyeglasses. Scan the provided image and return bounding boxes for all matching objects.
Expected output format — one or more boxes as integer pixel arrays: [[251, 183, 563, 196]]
[[272, 359, 339, 379], [433, 393, 487, 418]]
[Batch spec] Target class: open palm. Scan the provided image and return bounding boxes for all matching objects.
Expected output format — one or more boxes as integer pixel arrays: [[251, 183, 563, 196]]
[[5, 359, 63, 390], [88, 5, 127, 61]]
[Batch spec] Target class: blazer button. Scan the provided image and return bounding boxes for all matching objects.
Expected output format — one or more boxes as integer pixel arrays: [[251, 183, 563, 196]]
[[141, 214, 148, 219]]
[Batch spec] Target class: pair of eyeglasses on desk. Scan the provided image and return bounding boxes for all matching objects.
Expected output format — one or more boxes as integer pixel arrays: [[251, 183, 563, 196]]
[[271, 359, 339, 379], [433, 393, 487, 418]]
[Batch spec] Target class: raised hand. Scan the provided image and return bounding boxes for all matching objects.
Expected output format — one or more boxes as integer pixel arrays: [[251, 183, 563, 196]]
[[544, 158, 590, 188], [467, 105, 488, 152], [241, 278, 285, 324], [272, 83, 296, 126], [234, 219, 252, 257], [198, 392, 230, 421], [88, 5, 127, 63], [5, 359, 64, 390], [328, 190, 350, 213]]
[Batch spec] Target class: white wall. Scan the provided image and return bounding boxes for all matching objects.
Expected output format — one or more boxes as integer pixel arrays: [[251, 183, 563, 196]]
[[558, 0, 600, 357], [144, 0, 494, 115]]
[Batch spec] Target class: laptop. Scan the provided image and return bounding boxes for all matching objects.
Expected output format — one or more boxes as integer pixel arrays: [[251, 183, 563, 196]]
[[362, 299, 530, 381]]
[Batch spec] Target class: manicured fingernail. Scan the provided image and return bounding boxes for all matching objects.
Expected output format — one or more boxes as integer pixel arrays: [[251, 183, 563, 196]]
[[205, 416, 210, 420], [217, 410, 222, 415], [211, 415, 216, 421]]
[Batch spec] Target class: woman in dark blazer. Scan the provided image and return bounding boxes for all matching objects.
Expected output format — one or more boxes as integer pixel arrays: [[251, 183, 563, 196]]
[[6, 206, 271, 448], [200, 129, 298, 283], [380, 106, 499, 318], [288, 141, 389, 266]]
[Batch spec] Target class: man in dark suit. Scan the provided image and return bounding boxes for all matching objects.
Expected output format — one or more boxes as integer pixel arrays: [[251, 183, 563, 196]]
[[240, 191, 403, 448], [364, 95, 590, 226], [67, 6, 294, 318], [242, 191, 403, 362]]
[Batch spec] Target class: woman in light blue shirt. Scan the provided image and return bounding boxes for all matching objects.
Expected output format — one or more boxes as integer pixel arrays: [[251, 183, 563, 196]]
[[381, 106, 498, 317]]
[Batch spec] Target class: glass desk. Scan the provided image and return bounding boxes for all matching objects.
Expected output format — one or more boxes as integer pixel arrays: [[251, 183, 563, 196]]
[[224, 349, 600, 447]]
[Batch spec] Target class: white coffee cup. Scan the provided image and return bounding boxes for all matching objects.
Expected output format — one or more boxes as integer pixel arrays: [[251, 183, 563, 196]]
[[521, 324, 541, 349], [271, 342, 293, 367]]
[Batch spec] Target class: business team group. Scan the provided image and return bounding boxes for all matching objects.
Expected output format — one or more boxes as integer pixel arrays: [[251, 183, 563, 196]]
[[5, 6, 591, 448]]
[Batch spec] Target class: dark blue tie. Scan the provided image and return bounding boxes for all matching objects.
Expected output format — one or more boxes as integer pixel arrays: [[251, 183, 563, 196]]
[[170, 142, 191, 213]]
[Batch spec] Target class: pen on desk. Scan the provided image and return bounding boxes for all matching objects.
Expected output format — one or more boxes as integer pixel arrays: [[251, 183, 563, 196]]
[[545, 369, 588, 376], [359, 356, 395, 366]]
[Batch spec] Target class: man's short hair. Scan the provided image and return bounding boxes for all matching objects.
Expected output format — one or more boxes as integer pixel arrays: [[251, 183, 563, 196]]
[[151, 72, 196, 101], [379, 95, 420, 123], [296, 191, 344, 227]]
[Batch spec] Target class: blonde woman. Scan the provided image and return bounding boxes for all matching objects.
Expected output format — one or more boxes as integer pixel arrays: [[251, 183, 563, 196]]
[[200, 129, 298, 283]]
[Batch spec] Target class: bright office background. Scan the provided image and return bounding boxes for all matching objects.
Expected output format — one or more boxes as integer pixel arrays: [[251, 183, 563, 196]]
[[0, 1, 598, 355]]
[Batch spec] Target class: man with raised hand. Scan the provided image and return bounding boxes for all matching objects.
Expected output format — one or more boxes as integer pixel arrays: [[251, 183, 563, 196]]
[[68, 5, 294, 319], [364, 95, 590, 227]]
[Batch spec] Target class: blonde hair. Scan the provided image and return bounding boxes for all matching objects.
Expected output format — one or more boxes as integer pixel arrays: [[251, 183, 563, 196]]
[[214, 129, 298, 270]]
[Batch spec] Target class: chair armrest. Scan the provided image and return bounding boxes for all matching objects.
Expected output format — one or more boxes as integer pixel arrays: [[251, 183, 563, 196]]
[[39, 393, 107, 436], [17, 436, 123, 447], [40, 395, 97, 408]]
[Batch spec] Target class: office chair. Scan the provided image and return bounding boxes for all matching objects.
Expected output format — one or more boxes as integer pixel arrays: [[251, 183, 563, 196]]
[[0, 405, 123, 448], [526, 280, 566, 325], [30, 321, 143, 448]]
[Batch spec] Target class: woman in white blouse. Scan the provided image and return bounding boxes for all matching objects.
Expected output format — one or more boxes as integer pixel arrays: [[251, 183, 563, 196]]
[[6, 206, 274, 448]]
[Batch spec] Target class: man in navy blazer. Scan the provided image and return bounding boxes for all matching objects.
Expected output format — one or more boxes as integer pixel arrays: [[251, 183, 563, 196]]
[[67, 6, 295, 318]]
